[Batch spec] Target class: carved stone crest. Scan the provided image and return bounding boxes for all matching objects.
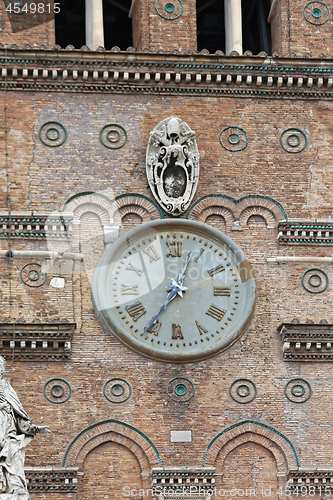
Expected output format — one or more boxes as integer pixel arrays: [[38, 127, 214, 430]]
[[146, 117, 199, 216]]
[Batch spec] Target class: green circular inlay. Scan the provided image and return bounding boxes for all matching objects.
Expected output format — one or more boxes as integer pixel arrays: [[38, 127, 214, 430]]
[[174, 383, 188, 396], [308, 274, 322, 287], [167, 377, 194, 402], [39, 122, 67, 148], [303, 1, 330, 25], [291, 384, 305, 397], [286, 134, 300, 148], [107, 130, 121, 143], [27, 269, 40, 281], [50, 385, 65, 398], [228, 133, 241, 146], [46, 127, 60, 142], [111, 383, 125, 396], [164, 2, 175, 13], [284, 379, 311, 403], [236, 384, 250, 398], [229, 379, 256, 404], [44, 379, 71, 404], [312, 7, 323, 17], [301, 268, 328, 294], [103, 378, 131, 403], [100, 124, 127, 150], [220, 126, 248, 152]]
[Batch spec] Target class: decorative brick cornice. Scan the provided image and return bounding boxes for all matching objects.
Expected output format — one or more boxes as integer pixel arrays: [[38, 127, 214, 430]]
[[0, 212, 72, 240], [0, 49, 333, 98], [25, 467, 79, 493], [278, 220, 333, 245], [288, 469, 333, 490], [151, 468, 215, 493], [0, 323, 75, 361], [279, 322, 333, 361]]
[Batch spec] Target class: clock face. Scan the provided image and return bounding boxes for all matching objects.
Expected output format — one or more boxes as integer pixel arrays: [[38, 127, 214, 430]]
[[92, 219, 256, 363]]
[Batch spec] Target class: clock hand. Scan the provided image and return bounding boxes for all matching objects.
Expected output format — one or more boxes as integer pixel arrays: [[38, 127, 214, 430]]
[[144, 252, 191, 332]]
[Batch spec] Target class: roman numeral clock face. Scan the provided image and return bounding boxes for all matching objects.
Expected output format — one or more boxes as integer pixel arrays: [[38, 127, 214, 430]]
[[92, 220, 256, 363]]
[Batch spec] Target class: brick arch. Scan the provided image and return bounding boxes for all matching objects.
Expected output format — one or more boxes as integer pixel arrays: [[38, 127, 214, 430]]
[[239, 206, 276, 228], [238, 195, 287, 229], [203, 420, 299, 472], [188, 194, 287, 229], [63, 420, 162, 475], [187, 196, 235, 227], [63, 192, 113, 225], [110, 194, 163, 225]]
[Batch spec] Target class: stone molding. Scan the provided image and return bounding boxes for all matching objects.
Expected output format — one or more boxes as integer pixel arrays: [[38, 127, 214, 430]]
[[278, 219, 333, 245], [187, 195, 286, 229], [25, 467, 79, 493], [279, 322, 333, 361], [203, 421, 299, 472], [1, 50, 333, 98], [0, 323, 74, 361]]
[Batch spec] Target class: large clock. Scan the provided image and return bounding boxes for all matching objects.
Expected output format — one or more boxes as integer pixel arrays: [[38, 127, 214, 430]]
[[92, 219, 256, 363]]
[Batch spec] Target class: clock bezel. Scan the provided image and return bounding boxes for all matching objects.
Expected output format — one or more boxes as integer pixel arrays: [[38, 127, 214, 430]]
[[92, 219, 256, 363]]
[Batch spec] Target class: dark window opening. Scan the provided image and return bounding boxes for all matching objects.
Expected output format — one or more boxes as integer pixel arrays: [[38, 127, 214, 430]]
[[55, 0, 132, 50], [55, 0, 85, 48], [242, 0, 271, 54], [197, 0, 225, 53], [196, 0, 271, 55], [103, 0, 132, 50]]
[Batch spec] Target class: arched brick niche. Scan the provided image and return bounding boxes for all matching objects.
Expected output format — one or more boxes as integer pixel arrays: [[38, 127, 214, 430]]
[[63, 419, 162, 498], [111, 193, 163, 235], [203, 421, 299, 487], [188, 195, 287, 230]]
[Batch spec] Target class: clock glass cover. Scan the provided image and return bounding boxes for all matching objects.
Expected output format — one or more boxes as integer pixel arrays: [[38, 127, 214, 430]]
[[92, 219, 256, 363]]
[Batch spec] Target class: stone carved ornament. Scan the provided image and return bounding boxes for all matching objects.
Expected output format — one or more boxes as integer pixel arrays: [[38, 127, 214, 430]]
[[146, 117, 199, 216]]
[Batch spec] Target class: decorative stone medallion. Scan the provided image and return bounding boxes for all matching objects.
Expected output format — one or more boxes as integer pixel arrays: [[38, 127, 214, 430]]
[[229, 378, 256, 403], [146, 117, 199, 216], [303, 1, 330, 25], [301, 268, 328, 293], [155, 0, 183, 20], [100, 124, 127, 149], [20, 263, 47, 287], [44, 378, 71, 404], [103, 378, 131, 403], [284, 379, 311, 403], [167, 377, 194, 402], [219, 126, 248, 152], [280, 128, 307, 153], [39, 122, 67, 147]]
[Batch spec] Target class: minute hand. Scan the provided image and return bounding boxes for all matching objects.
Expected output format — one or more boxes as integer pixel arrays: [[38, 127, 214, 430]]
[[176, 251, 192, 285]]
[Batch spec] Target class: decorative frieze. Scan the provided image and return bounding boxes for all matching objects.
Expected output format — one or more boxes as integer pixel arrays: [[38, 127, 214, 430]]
[[1, 49, 333, 99], [277, 219, 333, 245], [25, 467, 79, 492], [152, 468, 215, 494], [0, 323, 75, 361], [0, 212, 73, 240], [279, 322, 333, 361], [288, 469, 333, 490]]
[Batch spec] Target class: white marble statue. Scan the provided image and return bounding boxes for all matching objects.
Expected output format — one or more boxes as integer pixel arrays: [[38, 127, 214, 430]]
[[0, 356, 50, 499]]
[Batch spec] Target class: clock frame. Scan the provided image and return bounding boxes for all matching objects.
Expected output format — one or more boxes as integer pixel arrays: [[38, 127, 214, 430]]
[[92, 219, 256, 363]]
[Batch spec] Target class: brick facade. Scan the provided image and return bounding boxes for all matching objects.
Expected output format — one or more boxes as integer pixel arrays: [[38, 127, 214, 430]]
[[0, 1, 333, 499]]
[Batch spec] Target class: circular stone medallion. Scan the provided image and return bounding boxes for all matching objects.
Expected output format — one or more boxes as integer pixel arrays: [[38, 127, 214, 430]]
[[229, 378, 256, 404], [103, 378, 131, 403], [167, 377, 194, 402], [44, 379, 71, 404], [39, 122, 67, 147], [284, 379, 311, 403], [301, 268, 328, 293]]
